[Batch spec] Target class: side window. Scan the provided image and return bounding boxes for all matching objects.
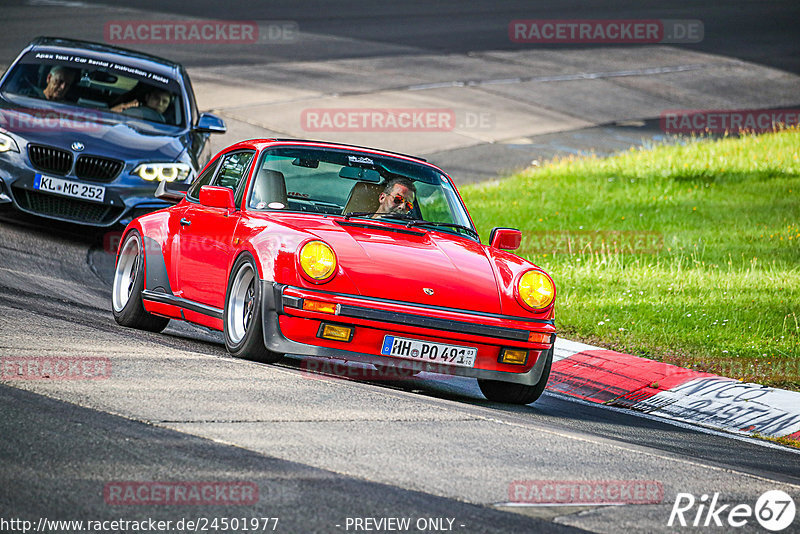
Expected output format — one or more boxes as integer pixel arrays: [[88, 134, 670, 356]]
[[182, 70, 199, 126], [186, 157, 220, 201], [214, 152, 255, 204]]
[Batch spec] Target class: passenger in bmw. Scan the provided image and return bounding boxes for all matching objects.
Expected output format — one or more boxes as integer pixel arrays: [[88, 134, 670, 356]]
[[110, 87, 172, 123]]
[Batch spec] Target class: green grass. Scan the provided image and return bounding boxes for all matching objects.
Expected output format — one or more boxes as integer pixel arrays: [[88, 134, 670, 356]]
[[461, 128, 800, 389]]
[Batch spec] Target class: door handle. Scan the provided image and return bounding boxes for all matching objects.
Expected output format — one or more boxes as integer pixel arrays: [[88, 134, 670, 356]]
[[180, 218, 191, 226]]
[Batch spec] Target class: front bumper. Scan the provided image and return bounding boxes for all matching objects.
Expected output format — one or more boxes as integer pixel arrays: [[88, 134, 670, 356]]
[[261, 282, 555, 386], [0, 156, 168, 227]]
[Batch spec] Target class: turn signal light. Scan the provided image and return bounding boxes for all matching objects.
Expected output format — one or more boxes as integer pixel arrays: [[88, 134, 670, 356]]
[[527, 332, 550, 344], [318, 323, 353, 342], [302, 299, 339, 314], [500, 348, 528, 365]]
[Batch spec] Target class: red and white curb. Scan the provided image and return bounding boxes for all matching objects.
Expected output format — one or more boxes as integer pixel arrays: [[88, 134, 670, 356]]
[[550, 338, 800, 441]]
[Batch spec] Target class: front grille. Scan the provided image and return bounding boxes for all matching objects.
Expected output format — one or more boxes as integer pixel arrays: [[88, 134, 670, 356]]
[[28, 145, 73, 175], [75, 155, 124, 182], [13, 187, 123, 225]]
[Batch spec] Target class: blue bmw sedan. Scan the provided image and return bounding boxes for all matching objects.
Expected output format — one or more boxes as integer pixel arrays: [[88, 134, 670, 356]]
[[0, 37, 226, 227]]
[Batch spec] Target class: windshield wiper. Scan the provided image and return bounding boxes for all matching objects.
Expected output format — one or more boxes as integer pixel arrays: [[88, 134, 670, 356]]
[[404, 220, 480, 239], [343, 212, 414, 221]]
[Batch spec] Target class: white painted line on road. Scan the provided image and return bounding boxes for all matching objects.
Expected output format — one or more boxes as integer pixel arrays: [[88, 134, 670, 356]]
[[493, 501, 624, 507]]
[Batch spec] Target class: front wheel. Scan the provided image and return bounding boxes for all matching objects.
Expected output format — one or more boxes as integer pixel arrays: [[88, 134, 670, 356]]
[[477, 347, 553, 405], [111, 230, 169, 333], [223, 253, 283, 363]]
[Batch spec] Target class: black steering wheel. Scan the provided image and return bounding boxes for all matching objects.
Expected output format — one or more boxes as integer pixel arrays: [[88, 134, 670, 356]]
[[122, 105, 165, 123]]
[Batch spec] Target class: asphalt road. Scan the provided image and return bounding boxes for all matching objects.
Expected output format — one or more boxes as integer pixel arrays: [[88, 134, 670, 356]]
[[5, 0, 797, 73], [2, 2, 800, 533]]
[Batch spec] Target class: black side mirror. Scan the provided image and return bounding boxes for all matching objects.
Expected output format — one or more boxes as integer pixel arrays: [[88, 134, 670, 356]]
[[195, 112, 227, 134]]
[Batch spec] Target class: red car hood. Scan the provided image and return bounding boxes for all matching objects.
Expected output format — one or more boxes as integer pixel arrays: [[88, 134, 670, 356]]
[[271, 214, 502, 314]]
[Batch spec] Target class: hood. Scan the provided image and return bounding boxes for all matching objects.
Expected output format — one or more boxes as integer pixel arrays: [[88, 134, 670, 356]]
[[271, 214, 502, 314], [0, 98, 186, 161]]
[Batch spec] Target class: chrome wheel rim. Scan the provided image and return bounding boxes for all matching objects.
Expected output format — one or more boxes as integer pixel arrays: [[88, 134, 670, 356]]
[[227, 262, 256, 344], [112, 234, 140, 312]]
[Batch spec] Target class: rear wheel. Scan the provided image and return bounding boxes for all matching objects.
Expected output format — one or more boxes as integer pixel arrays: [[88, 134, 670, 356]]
[[223, 253, 283, 363], [478, 347, 553, 405], [111, 230, 169, 332]]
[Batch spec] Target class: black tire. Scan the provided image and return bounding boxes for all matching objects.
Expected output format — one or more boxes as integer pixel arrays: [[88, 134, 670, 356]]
[[477, 346, 553, 405], [223, 253, 283, 363], [111, 230, 169, 333]]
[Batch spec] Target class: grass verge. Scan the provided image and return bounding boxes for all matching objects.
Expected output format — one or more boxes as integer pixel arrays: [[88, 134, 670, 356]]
[[461, 128, 800, 390]]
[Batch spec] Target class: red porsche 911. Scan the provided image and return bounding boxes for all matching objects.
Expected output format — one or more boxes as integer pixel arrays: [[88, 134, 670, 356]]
[[112, 139, 556, 404]]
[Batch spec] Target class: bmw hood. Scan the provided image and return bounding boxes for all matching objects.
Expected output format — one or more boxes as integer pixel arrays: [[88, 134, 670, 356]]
[[0, 99, 186, 162]]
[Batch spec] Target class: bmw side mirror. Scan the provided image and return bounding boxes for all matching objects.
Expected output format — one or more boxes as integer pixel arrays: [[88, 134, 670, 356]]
[[489, 227, 522, 250], [195, 113, 227, 134]]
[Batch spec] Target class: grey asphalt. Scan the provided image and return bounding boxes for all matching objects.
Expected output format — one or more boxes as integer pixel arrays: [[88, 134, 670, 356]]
[[0, 384, 585, 534]]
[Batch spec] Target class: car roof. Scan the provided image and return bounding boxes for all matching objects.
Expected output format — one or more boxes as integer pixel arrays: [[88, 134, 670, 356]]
[[24, 36, 181, 80]]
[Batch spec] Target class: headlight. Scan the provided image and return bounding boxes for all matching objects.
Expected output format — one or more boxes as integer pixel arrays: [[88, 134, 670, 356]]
[[0, 132, 20, 153], [516, 270, 555, 310], [133, 163, 191, 182], [299, 241, 337, 282]]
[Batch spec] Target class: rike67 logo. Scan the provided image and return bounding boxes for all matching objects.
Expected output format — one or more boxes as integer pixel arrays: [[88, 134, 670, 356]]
[[669, 490, 796, 531]]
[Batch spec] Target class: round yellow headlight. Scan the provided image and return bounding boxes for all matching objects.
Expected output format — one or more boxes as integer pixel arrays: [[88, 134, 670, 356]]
[[299, 241, 337, 281], [517, 270, 555, 310]]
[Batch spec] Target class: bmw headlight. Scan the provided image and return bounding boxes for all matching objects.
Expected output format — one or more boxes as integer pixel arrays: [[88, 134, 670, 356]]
[[0, 132, 20, 153], [516, 270, 555, 310], [133, 163, 191, 182], [299, 241, 337, 282]]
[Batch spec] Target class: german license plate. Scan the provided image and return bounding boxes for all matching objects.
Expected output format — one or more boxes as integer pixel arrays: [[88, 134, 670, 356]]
[[34, 173, 105, 203], [380, 335, 477, 368]]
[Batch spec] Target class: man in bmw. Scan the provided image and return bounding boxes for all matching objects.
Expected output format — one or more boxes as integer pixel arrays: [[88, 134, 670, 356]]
[[0, 37, 226, 227], [17, 65, 78, 101]]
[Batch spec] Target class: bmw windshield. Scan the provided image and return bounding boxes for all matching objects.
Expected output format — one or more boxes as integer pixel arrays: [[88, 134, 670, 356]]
[[247, 146, 477, 240], [0, 51, 185, 130]]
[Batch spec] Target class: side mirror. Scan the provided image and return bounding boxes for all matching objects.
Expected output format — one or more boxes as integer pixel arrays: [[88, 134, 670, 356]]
[[195, 112, 227, 134], [154, 180, 190, 203], [199, 185, 235, 210], [489, 227, 522, 250]]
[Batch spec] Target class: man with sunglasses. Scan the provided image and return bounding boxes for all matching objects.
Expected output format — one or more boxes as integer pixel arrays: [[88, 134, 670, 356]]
[[375, 177, 416, 217]]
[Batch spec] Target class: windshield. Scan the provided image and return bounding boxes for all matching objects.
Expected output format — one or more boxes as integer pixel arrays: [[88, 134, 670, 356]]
[[248, 146, 476, 239], [1, 51, 185, 127]]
